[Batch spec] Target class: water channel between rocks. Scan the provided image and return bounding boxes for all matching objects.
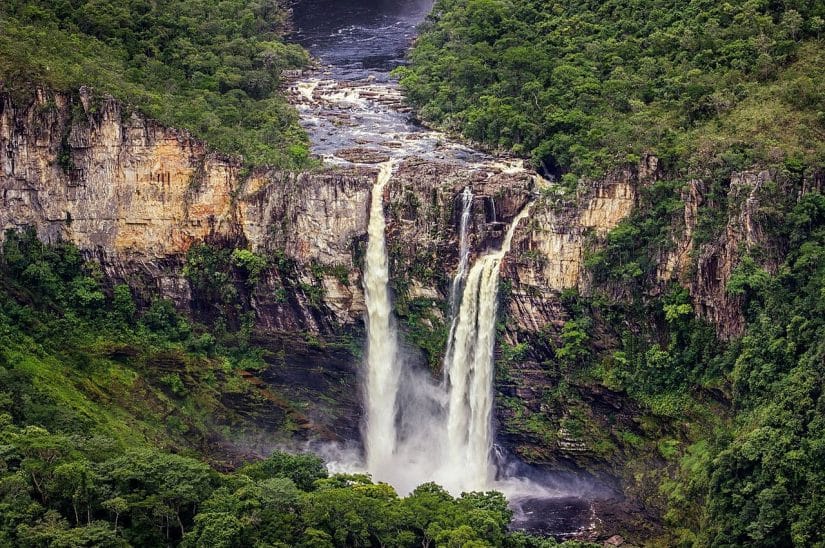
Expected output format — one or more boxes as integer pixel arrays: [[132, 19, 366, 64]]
[[288, 0, 605, 540]]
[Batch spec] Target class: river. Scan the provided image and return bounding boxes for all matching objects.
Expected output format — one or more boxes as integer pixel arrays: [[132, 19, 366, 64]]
[[289, 0, 605, 540]]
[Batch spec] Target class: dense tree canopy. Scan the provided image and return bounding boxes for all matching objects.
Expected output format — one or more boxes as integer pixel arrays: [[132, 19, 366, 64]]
[[0, 0, 311, 167], [398, 0, 825, 179]]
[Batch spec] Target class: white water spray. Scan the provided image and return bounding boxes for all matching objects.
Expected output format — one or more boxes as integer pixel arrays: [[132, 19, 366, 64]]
[[363, 160, 400, 477], [442, 204, 533, 492]]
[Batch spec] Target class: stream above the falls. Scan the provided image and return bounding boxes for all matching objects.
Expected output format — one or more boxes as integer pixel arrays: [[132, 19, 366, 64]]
[[292, 0, 433, 80], [288, 0, 507, 168], [289, 0, 605, 540]]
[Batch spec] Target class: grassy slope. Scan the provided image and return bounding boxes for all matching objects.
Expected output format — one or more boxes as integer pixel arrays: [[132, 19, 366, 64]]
[[0, 236, 309, 468]]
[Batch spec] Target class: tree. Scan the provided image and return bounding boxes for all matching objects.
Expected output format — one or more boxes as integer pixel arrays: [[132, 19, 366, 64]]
[[52, 460, 97, 525], [240, 451, 327, 491], [102, 497, 128, 532], [556, 319, 591, 367], [111, 285, 136, 325]]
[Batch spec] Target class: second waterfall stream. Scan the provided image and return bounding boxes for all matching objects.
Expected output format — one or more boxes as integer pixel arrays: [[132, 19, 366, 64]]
[[362, 161, 535, 494], [363, 160, 400, 477]]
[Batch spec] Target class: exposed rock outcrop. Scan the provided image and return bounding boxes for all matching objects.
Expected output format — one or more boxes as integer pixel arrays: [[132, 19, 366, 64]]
[[658, 170, 782, 338]]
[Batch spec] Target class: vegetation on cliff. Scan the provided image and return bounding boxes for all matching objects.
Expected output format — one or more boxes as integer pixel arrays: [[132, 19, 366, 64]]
[[582, 184, 825, 545], [0, 0, 311, 167], [398, 0, 825, 179], [0, 231, 590, 547]]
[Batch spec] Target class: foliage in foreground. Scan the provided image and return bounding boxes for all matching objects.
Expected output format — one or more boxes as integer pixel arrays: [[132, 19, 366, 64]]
[[1, 431, 588, 547], [0, 0, 311, 168]]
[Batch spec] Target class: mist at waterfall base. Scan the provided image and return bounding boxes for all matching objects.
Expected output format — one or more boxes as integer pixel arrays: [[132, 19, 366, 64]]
[[311, 165, 602, 538]]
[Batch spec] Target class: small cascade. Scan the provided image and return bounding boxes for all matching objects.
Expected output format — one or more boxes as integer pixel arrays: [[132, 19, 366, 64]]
[[449, 187, 474, 313], [443, 187, 474, 377], [442, 203, 534, 492], [363, 160, 400, 478]]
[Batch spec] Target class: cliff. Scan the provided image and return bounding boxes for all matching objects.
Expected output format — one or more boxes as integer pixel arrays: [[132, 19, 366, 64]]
[[4, 87, 811, 539]]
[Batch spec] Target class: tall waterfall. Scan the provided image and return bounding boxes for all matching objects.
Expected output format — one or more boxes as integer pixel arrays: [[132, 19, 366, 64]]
[[442, 204, 533, 492], [360, 168, 533, 494], [363, 160, 400, 477]]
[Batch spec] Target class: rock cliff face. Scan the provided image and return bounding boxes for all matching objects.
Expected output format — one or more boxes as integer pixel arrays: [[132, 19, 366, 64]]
[[1, 89, 366, 326], [0, 88, 657, 335], [501, 161, 645, 336], [6, 89, 803, 526], [0, 88, 376, 446], [1, 88, 238, 256], [658, 170, 778, 338]]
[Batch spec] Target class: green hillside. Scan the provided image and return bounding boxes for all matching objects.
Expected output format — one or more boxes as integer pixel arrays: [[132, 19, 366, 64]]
[[398, 0, 825, 180], [0, 0, 311, 167]]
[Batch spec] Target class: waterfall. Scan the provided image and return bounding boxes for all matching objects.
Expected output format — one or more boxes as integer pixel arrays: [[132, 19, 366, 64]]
[[359, 166, 533, 494], [443, 187, 474, 378], [363, 160, 400, 477], [449, 187, 474, 313], [442, 204, 533, 492]]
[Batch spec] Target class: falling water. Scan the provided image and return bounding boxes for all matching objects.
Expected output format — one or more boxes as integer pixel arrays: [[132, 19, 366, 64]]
[[449, 187, 474, 313], [363, 160, 400, 477], [443, 187, 474, 377], [360, 166, 534, 494], [443, 204, 534, 492]]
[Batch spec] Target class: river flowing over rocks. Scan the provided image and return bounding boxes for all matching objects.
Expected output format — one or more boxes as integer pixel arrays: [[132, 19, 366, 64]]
[[286, 0, 614, 539]]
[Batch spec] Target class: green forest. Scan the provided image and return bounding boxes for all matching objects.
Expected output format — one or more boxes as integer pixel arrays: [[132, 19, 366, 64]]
[[0, 0, 311, 167], [577, 181, 825, 546], [398, 0, 825, 180]]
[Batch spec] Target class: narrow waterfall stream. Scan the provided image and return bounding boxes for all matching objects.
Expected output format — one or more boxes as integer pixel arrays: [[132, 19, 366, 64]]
[[363, 160, 400, 478], [443, 187, 474, 380], [443, 205, 534, 492], [448, 187, 474, 314]]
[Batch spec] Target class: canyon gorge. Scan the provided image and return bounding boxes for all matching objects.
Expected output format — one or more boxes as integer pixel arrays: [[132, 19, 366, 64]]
[[1, 0, 824, 544]]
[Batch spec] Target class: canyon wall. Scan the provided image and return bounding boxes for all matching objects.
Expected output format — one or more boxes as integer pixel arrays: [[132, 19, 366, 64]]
[[5, 89, 761, 339], [2, 89, 797, 504]]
